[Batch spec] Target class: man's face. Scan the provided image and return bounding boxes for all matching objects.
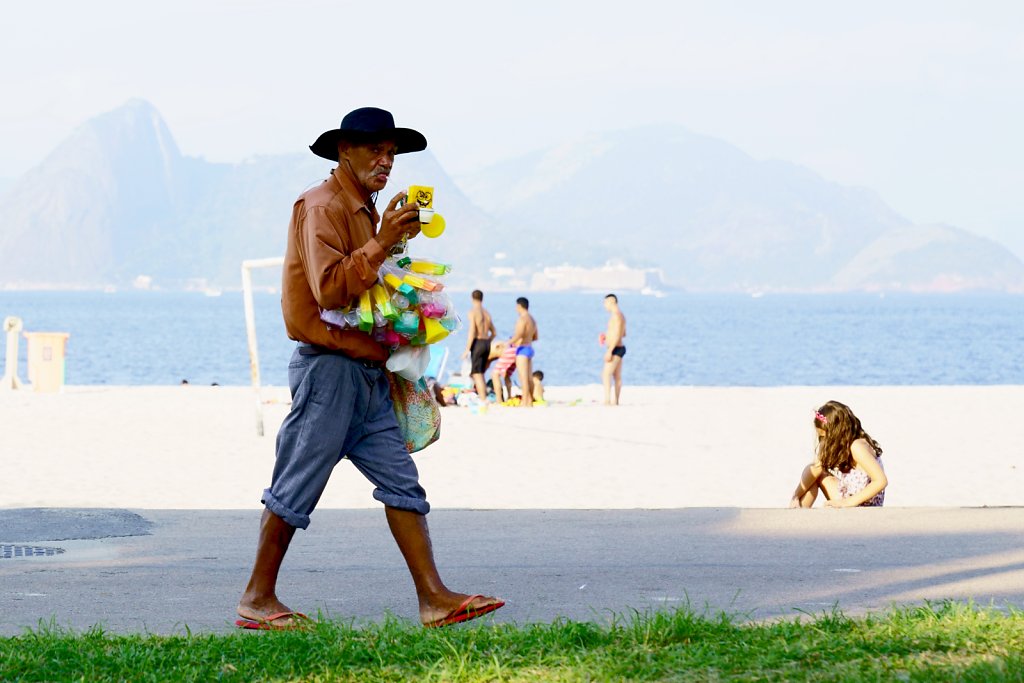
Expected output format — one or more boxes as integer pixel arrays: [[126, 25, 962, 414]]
[[339, 139, 398, 193], [604, 297, 614, 312]]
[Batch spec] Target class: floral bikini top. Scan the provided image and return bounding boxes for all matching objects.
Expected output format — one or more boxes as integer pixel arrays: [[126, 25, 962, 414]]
[[828, 457, 885, 507]]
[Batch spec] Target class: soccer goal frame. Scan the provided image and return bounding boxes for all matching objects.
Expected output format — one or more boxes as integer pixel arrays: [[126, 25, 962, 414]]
[[241, 256, 284, 436]]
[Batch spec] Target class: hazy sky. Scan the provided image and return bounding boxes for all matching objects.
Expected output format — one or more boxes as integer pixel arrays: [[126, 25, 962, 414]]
[[2, 1, 1022, 257]]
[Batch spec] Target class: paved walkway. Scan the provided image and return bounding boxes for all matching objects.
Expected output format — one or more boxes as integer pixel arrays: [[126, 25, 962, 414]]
[[2, 507, 1023, 635]]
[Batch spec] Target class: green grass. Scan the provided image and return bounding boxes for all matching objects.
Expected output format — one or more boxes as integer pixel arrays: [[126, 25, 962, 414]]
[[1, 601, 1022, 682]]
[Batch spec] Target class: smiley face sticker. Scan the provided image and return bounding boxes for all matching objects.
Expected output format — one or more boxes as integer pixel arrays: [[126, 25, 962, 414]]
[[406, 185, 444, 237], [408, 185, 433, 209]]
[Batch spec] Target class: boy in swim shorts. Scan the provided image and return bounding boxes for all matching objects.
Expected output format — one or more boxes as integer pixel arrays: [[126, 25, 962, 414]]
[[461, 289, 496, 400], [602, 293, 626, 406], [510, 297, 539, 407]]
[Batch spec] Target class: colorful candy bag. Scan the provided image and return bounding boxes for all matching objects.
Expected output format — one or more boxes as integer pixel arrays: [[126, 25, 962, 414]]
[[317, 187, 451, 452], [320, 254, 461, 377]]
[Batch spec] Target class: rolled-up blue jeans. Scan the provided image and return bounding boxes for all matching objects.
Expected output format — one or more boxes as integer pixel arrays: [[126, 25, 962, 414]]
[[262, 344, 430, 529]]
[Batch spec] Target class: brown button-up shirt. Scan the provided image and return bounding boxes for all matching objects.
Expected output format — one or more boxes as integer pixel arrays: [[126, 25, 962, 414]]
[[280, 165, 390, 361]]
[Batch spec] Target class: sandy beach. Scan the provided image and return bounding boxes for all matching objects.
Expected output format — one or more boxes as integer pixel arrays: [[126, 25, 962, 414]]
[[2, 383, 1022, 511]]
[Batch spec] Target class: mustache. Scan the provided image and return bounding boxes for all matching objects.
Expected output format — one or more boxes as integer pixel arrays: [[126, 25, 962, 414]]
[[373, 167, 390, 176]]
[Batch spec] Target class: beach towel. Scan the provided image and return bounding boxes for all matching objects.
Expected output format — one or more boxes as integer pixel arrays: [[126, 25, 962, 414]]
[[493, 345, 518, 377]]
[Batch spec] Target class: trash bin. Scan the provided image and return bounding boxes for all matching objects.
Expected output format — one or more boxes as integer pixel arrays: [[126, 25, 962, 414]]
[[24, 332, 70, 393]]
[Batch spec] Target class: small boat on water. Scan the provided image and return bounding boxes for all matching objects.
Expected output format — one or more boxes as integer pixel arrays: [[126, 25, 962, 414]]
[[640, 286, 667, 298]]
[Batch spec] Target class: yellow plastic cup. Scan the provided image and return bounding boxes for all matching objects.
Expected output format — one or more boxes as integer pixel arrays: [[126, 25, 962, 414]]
[[422, 317, 449, 344]]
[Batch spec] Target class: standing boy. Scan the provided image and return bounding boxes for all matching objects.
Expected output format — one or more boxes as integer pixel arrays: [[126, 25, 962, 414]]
[[510, 297, 538, 407], [602, 293, 627, 405], [461, 289, 496, 400]]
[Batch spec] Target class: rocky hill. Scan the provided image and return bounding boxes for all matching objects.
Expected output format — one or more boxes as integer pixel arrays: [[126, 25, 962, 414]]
[[1, 101, 1021, 293], [0, 100, 495, 290], [460, 126, 1024, 292]]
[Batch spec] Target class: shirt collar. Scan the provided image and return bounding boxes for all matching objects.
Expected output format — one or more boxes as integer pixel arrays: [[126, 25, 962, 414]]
[[331, 164, 380, 223]]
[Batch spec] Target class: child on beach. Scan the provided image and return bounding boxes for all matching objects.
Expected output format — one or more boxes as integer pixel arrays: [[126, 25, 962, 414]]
[[531, 370, 545, 403], [490, 340, 517, 402], [789, 400, 887, 508]]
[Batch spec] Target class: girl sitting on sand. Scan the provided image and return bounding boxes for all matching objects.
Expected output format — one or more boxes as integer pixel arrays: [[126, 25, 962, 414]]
[[789, 400, 887, 508]]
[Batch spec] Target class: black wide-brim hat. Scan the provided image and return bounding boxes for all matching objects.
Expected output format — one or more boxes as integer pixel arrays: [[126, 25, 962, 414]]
[[310, 107, 427, 161]]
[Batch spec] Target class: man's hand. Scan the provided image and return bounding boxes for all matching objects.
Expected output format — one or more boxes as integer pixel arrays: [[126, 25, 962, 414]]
[[378, 192, 422, 250]]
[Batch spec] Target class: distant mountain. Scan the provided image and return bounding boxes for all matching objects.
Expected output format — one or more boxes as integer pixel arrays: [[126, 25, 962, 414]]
[[1, 100, 183, 287], [830, 223, 1024, 292], [0, 100, 495, 290], [459, 126, 1024, 292], [2, 103, 1022, 293]]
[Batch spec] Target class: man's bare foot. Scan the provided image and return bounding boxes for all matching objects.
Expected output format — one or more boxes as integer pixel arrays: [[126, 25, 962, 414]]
[[237, 595, 302, 628], [419, 591, 505, 627]]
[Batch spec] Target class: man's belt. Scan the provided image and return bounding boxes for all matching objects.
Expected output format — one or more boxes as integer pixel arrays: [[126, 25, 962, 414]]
[[296, 343, 386, 369]]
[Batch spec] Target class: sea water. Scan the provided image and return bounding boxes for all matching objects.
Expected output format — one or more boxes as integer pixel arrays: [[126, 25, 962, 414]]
[[1, 290, 1022, 387]]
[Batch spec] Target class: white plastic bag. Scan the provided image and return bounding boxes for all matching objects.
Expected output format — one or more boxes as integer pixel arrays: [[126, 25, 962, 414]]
[[386, 345, 431, 381]]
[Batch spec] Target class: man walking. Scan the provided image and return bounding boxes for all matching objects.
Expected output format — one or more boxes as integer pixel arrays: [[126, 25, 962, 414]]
[[601, 293, 627, 405], [461, 289, 495, 400], [237, 107, 503, 629]]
